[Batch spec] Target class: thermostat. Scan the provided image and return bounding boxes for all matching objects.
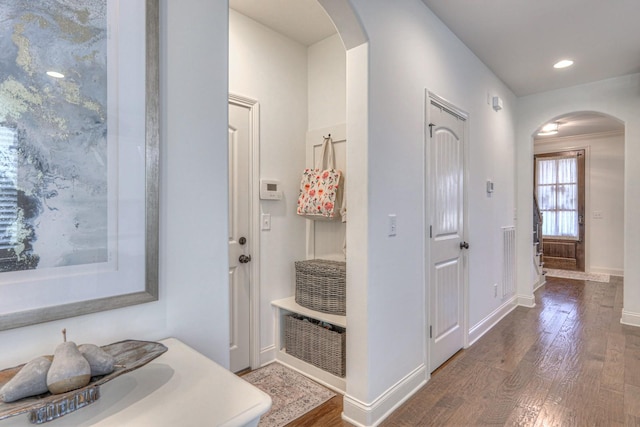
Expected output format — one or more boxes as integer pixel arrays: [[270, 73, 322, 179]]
[[260, 180, 282, 200]]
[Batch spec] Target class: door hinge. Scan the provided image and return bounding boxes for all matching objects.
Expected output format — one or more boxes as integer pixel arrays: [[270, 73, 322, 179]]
[[430, 225, 432, 238], [429, 325, 433, 339], [428, 123, 435, 138]]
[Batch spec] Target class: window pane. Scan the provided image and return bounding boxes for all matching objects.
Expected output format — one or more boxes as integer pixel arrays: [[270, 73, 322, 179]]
[[557, 184, 576, 210], [537, 159, 556, 185], [557, 210, 578, 238], [542, 211, 556, 236], [538, 185, 555, 210], [557, 158, 576, 183]]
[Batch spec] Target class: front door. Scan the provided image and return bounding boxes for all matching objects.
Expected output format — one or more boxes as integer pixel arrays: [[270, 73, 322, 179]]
[[535, 150, 586, 271], [428, 98, 467, 372], [228, 100, 252, 373]]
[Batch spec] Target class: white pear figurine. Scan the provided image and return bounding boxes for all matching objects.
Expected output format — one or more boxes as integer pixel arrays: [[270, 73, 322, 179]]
[[78, 344, 115, 376], [0, 356, 52, 402], [46, 329, 91, 394]]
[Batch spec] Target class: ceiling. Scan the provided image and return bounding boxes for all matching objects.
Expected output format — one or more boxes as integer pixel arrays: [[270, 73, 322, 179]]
[[228, 0, 336, 46], [229, 0, 633, 137], [422, 0, 640, 97]]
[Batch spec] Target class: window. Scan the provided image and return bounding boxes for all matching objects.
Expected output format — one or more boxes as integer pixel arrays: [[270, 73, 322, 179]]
[[536, 154, 578, 239]]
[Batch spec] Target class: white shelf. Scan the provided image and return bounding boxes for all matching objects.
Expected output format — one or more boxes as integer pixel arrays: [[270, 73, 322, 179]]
[[271, 296, 346, 328]]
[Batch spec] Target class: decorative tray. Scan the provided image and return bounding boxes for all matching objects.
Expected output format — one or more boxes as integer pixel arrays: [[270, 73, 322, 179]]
[[0, 340, 167, 424]]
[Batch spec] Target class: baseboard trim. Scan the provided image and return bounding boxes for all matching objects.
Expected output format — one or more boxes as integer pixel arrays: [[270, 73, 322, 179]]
[[517, 293, 536, 308], [259, 344, 276, 368], [534, 276, 546, 292], [468, 296, 517, 346], [342, 364, 427, 427], [621, 310, 640, 327], [590, 267, 624, 277]]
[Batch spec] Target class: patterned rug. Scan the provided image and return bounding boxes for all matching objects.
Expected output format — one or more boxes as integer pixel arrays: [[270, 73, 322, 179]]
[[242, 363, 335, 427], [545, 268, 610, 283]]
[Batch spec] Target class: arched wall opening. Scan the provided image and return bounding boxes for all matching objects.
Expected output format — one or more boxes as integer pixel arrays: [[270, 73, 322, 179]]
[[516, 74, 639, 327], [531, 111, 625, 279]]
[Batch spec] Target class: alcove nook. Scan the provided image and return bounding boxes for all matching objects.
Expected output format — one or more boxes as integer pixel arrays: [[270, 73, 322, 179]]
[[228, 0, 349, 390]]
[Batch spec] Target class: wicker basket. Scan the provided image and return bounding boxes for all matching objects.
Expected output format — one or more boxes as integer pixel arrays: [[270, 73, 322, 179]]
[[295, 259, 346, 315], [284, 314, 346, 377]]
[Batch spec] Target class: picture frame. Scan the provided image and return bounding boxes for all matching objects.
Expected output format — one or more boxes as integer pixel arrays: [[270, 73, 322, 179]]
[[0, 0, 159, 331]]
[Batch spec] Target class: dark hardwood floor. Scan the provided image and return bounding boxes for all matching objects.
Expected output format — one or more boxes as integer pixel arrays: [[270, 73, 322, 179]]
[[290, 275, 640, 426]]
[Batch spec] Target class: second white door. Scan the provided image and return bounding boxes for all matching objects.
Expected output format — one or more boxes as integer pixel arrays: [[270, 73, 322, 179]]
[[428, 99, 467, 372]]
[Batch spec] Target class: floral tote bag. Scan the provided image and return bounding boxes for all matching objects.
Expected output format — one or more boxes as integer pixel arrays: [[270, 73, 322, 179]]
[[297, 136, 343, 220]]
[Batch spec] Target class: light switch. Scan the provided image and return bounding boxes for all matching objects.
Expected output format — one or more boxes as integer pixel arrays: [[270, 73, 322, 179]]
[[388, 214, 397, 236], [261, 213, 271, 230]]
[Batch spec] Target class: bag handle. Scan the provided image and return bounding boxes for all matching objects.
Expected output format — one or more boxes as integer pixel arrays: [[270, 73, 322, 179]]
[[314, 136, 336, 170]]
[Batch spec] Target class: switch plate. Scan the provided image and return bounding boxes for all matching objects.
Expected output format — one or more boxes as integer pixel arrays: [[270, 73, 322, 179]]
[[261, 213, 271, 230], [388, 214, 397, 236]]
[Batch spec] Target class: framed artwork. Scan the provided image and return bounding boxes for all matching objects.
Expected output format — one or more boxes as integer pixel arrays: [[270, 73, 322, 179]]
[[0, 0, 159, 330]]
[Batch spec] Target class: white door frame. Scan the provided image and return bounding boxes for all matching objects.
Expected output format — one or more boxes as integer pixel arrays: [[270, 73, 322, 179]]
[[229, 93, 261, 370], [424, 90, 470, 372]]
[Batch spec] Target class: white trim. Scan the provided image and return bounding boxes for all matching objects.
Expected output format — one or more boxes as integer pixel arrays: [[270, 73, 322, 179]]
[[468, 296, 518, 346], [342, 364, 427, 427], [534, 129, 623, 145], [259, 344, 276, 368], [590, 267, 624, 277], [228, 93, 261, 370], [517, 293, 536, 308], [621, 310, 640, 327]]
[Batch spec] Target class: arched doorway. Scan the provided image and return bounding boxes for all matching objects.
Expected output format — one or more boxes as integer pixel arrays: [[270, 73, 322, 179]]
[[532, 112, 624, 279]]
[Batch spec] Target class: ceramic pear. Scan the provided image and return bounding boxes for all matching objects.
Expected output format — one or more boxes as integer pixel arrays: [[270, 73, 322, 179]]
[[78, 344, 115, 376], [0, 356, 52, 403], [46, 329, 91, 394]]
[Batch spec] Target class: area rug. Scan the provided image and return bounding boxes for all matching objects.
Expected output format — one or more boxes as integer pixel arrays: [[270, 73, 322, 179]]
[[242, 363, 335, 427], [545, 268, 610, 283]]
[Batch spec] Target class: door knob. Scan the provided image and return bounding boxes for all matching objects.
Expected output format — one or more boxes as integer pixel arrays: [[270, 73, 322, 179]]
[[239, 254, 252, 264], [459, 241, 469, 250]]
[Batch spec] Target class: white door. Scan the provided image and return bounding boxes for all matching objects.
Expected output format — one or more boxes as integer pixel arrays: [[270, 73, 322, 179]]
[[428, 99, 467, 372], [228, 101, 252, 373]]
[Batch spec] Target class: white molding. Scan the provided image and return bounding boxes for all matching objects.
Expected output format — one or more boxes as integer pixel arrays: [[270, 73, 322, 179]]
[[621, 310, 640, 327], [468, 296, 517, 346], [517, 293, 536, 308], [534, 129, 624, 145], [259, 345, 276, 368], [534, 276, 546, 292], [590, 267, 624, 277], [228, 93, 261, 370], [342, 364, 427, 427]]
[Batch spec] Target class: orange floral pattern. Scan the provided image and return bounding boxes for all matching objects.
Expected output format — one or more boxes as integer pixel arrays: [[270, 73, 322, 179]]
[[297, 167, 342, 219]]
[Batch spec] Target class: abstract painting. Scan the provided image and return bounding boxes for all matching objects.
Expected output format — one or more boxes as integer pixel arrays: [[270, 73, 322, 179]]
[[0, 0, 108, 272]]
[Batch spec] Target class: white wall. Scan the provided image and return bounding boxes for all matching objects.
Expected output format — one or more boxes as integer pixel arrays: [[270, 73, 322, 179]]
[[516, 74, 640, 326], [308, 34, 346, 131], [0, 0, 232, 367], [229, 9, 308, 361], [534, 132, 625, 276], [340, 1, 517, 422], [308, 34, 347, 260]]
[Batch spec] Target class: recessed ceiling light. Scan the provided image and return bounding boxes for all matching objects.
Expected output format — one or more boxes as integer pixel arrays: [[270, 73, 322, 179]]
[[553, 60, 574, 69], [46, 71, 65, 78]]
